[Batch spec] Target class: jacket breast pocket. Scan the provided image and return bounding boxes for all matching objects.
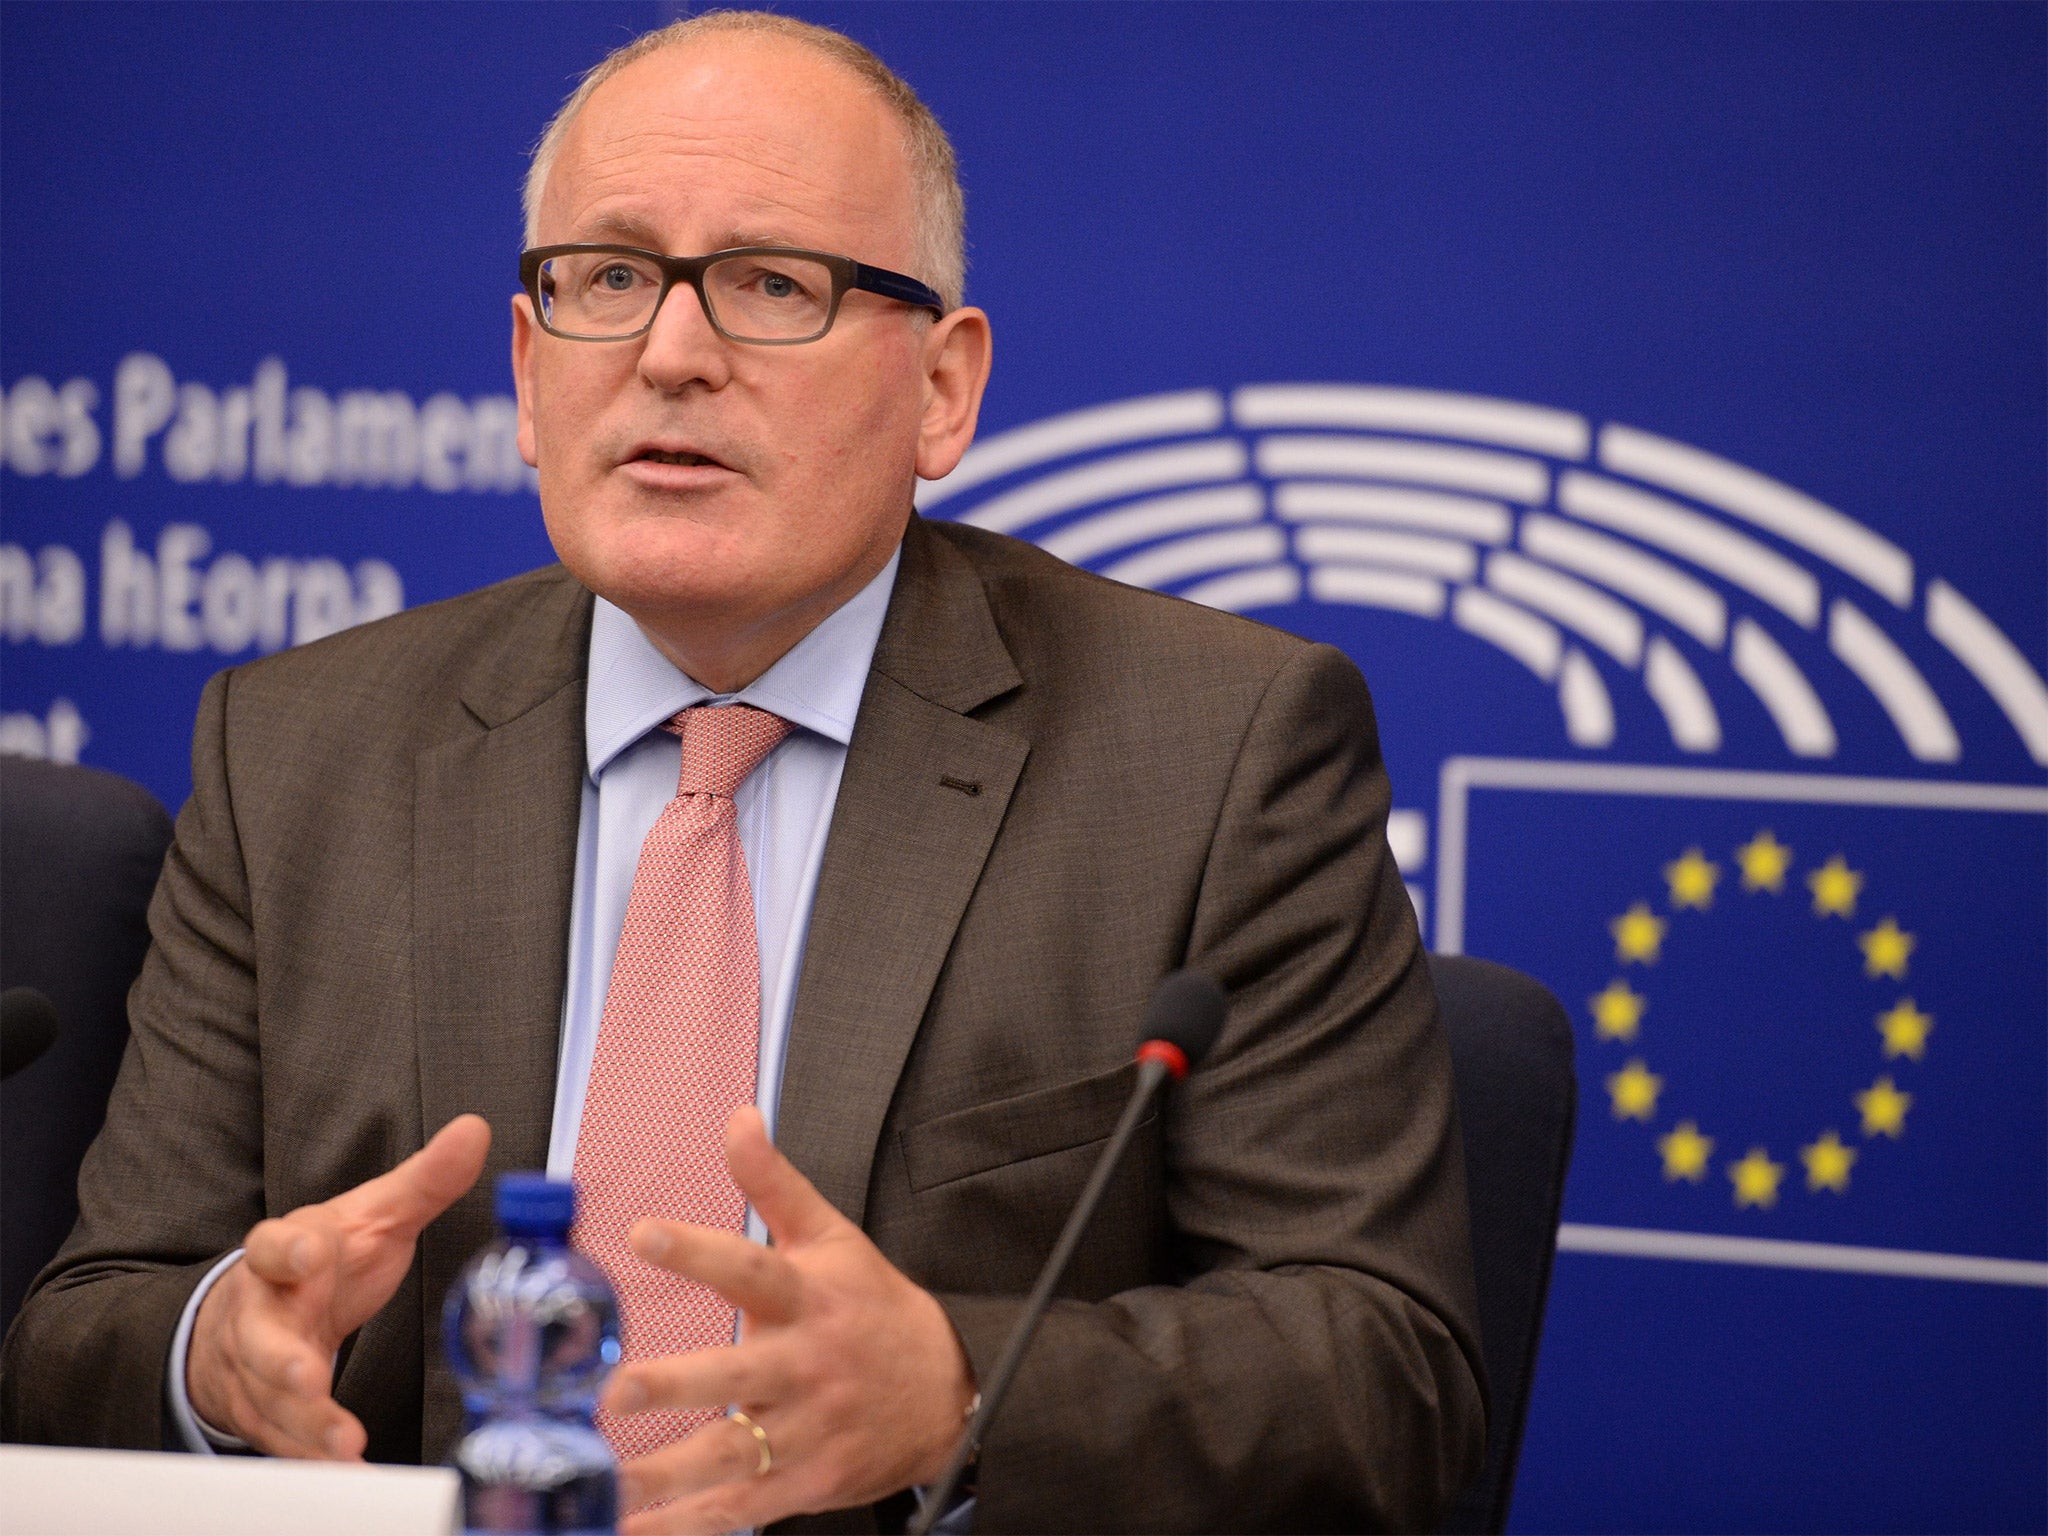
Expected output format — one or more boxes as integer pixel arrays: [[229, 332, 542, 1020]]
[[899, 1059, 1145, 1193]]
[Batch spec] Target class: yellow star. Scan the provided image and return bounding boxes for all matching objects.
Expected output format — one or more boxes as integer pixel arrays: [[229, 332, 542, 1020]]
[[1875, 998, 1933, 1061], [1663, 847, 1720, 910], [1856, 1076, 1911, 1139], [1735, 830, 1793, 894], [1657, 1120, 1714, 1182], [1728, 1147, 1785, 1209], [1611, 902, 1667, 965], [1800, 1130, 1858, 1194], [1807, 855, 1863, 918], [1605, 1058, 1663, 1121], [1859, 917, 1916, 980], [1590, 980, 1648, 1042]]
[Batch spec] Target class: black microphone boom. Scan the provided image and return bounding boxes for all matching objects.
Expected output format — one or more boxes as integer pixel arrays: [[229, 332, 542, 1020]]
[[911, 969, 1227, 1533], [1, 987, 62, 1081]]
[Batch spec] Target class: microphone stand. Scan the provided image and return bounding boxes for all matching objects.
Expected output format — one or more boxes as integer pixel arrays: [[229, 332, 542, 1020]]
[[910, 1054, 1175, 1534]]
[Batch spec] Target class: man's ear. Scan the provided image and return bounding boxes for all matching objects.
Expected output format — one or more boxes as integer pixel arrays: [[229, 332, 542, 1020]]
[[511, 292, 540, 469], [914, 306, 993, 483]]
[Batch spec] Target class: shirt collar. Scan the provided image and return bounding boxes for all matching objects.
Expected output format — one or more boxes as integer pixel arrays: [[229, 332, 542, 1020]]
[[583, 547, 901, 780]]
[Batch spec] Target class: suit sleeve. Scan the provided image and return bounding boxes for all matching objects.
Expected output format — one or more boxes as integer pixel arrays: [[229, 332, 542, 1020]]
[[0, 669, 266, 1448], [936, 642, 1487, 1533]]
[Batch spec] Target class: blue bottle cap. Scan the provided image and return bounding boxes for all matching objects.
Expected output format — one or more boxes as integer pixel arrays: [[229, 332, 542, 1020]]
[[495, 1173, 575, 1237]]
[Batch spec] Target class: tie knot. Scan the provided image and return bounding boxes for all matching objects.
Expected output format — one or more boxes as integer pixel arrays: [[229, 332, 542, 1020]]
[[665, 705, 794, 798]]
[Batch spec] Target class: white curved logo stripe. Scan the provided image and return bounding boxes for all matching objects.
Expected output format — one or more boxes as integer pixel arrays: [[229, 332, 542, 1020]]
[[1035, 485, 1263, 566], [1828, 600, 1961, 761], [1231, 383, 1590, 459], [1520, 513, 1726, 649], [1509, 498, 1833, 749], [1181, 565, 1302, 614], [960, 440, 1244, 535], [1731, 620, 1838, 758], [1599, 424, 1915, 609], [1486, 551, 1645, 668], [1558, 651, 1616, 748], [1558, 470, 1821, 629], [1308, 563, 1448, 617], [1296, 525, 1477, 582], [1926, 581, 2048, 761], [915, 389, 1223, 509], [920, 384, 2048, 768], [1098, 526, 1285, 591], [1257, 435, 1549, 505], [1644, 637, 1722, 752], [1451, 587, 1563, 679], [1274, 481, 1512, 543]]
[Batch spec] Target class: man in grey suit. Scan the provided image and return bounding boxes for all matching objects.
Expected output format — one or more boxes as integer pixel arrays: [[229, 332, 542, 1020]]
[[1, 13, 1485, 1531]]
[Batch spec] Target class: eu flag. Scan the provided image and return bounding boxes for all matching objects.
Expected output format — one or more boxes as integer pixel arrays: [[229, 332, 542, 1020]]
[[1441, 759, 2047, 1264]]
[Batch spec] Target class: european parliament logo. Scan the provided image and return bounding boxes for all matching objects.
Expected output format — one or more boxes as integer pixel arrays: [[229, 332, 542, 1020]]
[[920, 385, 2048, 1284]]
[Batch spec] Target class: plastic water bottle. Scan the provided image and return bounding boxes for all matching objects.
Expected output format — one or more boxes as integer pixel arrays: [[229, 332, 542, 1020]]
[[445, 1173, 623, 1535]]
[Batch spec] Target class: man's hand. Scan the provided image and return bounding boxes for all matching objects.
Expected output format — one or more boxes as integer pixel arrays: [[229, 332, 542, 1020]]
[[603, 1107, 976, 1534], [186, 1114, 492, 1458]]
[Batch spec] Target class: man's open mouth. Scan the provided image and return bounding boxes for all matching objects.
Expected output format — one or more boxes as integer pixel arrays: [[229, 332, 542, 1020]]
[[637, 449, 722, 467]]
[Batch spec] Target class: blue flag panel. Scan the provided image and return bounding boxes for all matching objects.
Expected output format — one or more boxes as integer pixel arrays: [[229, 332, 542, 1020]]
[[1516, 1259, 2047, 1534], [1445, 765, 2047, 1261]]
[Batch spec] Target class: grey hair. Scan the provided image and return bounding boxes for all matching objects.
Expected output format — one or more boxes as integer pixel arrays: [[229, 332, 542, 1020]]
[[521, 10, 967, 311]]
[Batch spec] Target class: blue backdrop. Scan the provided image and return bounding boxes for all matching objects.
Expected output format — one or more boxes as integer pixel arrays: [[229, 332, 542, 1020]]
[[4, 5, 2043, 1529]]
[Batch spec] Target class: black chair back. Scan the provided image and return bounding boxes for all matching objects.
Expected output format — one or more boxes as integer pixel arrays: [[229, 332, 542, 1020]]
[[1429, 953, 1577, 1535], [0, 759, 172, 1344]]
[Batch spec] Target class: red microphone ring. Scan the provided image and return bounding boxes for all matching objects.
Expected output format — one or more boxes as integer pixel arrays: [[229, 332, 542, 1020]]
[[1135, 1039, 1190, 1081]]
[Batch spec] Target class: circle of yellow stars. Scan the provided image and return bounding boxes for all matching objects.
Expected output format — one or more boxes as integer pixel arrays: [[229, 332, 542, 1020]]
[[1591, 830, 1931, 1209]]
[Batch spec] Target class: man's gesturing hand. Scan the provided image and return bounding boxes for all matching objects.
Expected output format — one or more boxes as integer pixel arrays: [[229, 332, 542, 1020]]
[[187, 1114, 492, 1458], [603, 1107, 977, 1535]]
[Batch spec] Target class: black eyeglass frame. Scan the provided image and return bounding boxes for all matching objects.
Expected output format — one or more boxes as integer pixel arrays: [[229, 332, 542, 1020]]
[[519, 243, 947, 345]]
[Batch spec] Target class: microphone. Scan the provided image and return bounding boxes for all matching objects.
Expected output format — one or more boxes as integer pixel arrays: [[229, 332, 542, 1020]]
[[911, 969, 1227, 1533], [1, 988, 62, 1081]]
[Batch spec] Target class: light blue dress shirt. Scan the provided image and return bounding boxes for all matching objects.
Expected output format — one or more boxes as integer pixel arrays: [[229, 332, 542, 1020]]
[[547, 551, 899, 1193], [167, 551, 898, 1450]]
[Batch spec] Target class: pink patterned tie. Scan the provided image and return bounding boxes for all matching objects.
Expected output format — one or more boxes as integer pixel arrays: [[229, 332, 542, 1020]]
[[572, 703, 794, 1463]]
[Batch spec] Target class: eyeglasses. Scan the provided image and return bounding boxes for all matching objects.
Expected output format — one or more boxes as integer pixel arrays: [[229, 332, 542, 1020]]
[[520, 244, 947, 345]]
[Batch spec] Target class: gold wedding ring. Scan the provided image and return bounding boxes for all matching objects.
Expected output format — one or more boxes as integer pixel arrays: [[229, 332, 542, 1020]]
[[729, 1409, 773, 1478]]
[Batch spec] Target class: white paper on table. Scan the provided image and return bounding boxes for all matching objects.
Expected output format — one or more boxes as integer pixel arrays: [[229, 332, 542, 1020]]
[[0, 1444, 460, 1536]]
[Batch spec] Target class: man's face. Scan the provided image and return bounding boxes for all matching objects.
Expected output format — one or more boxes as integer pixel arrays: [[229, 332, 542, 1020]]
[[513, 36, 954, 667]]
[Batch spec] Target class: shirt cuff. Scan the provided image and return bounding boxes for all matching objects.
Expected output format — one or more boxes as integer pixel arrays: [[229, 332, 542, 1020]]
[[165, 1249, 253, 1454], [914, 1489, 976, 1534]]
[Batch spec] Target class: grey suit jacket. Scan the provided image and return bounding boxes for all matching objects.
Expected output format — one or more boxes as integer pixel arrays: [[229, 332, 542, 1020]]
[[1, 517, 1484, 1531]]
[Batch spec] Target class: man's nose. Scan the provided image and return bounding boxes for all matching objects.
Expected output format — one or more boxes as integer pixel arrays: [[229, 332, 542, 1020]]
[[637, 279, 733, 392]]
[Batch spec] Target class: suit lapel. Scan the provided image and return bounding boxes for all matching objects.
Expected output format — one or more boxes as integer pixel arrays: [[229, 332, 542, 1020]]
[[776, 521, 1027, 1226], [400, 537, 1020, 1436], [412, 571, 592, 1454]]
